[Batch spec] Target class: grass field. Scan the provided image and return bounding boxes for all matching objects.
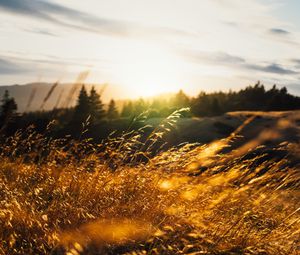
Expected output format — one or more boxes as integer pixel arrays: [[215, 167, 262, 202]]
[[0, 111, 299, 255]]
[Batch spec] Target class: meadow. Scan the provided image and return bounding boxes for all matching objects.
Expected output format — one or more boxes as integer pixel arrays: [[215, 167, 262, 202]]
[[0, 110, 299, 255]]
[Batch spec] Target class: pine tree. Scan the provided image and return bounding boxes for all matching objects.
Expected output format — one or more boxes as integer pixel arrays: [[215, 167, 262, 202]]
[[107, 99, 119, 120], [0, 90, 18, 127], [89, 86, 105, 123], [121, 101, 133, 118], [134, 98, 147, 115], [172, 90, 190, 108], [211, 98, 222, 116], [73, 85, 90, 124]]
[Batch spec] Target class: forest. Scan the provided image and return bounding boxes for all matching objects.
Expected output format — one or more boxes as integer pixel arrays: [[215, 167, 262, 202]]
[[1, 81, 300, 140]]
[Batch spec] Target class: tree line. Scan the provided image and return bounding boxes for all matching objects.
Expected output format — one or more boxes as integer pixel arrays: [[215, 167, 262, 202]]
[[120, 82, 300, 118], [71, 85, 119, 125], [0, 81, 300, 136]]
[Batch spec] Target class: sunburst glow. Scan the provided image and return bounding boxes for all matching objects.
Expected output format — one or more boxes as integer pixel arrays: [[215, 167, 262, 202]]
[[111, 42, 184, 97]]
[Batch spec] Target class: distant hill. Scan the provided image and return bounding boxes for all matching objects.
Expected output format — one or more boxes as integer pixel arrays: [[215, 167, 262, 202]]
[[0, 83, 113, 112], [141, 110, 300, 148], [0, 83, 177, 113]]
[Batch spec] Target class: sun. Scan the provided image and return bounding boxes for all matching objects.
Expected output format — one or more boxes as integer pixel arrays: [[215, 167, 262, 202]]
[[112, 42, 183, 98]]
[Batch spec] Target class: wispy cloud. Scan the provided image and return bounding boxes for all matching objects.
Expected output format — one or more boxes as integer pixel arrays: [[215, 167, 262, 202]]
[[269, 28, 290, 35], [0, 54, 86, 84], [180, 49, 298, 75], [290, 59, 300, 69], [246, 63, 296, 75], [0, 58, 28, 74], [0, 0, 131, 36], [181, 50, 245, 65], [0, 53, 95, 72], [0, 0, 192, 39], [23, 28, 58, 37]]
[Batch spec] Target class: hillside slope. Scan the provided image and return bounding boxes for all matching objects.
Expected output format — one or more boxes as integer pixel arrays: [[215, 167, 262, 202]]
[[146, 111, 300, 149], [0, 110, 299, 254]]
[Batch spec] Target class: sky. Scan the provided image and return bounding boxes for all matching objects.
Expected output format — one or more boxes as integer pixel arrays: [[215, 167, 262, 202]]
[[0, 0, 300, 98]]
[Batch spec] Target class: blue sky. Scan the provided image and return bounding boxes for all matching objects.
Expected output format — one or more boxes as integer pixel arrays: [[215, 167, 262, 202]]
[[275, 0, 300, 28], [0, 0, 300, 98]]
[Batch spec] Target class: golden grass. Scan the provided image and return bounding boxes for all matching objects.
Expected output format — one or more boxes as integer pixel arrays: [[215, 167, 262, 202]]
[[0, 113, 299, 255]]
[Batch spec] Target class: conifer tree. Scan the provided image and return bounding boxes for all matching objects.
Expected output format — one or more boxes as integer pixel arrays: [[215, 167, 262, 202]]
[[0, 90, 18, 127], [172, 90, 190, 108], [89, 86, 105, 123], [107, 99, 119, 120], [73, 85, 90, 124], [211, 98, 222, 116], [121, 101, 133, 118], [134, 98, 147, 115]]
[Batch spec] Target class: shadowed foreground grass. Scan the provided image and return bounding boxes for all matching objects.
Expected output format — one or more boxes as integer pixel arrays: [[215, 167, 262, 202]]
[[0, 113, 299, 254]]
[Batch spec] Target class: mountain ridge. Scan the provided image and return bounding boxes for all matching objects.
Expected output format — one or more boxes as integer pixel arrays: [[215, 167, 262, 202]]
[[0, 82, 112, 112]]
